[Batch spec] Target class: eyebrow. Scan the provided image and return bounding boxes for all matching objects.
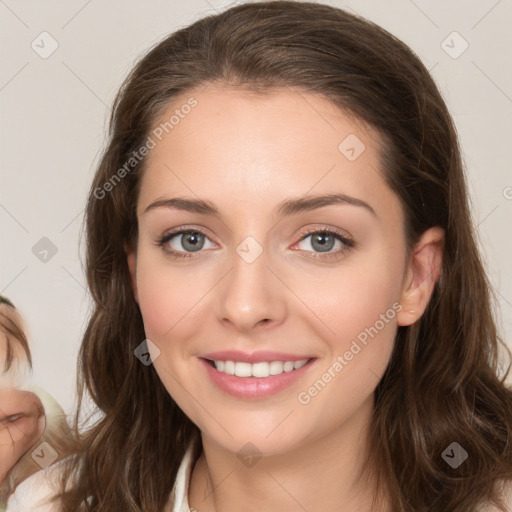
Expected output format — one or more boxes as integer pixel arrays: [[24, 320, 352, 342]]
[[143, 193, 376, 217]]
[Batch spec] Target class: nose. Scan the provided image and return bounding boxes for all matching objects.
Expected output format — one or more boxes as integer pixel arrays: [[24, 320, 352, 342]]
[[215, 244, 287, 334]]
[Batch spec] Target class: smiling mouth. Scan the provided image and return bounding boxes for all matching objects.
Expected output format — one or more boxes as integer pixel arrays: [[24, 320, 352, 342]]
[[203, 358, 313, 378]]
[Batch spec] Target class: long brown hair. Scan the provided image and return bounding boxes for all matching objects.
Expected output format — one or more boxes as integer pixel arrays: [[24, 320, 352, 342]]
[[59, 2, 512, 510]]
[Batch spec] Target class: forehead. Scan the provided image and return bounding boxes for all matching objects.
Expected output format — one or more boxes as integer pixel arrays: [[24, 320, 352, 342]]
[[138, 85, 396, 219], [149, 84, 378, 161]]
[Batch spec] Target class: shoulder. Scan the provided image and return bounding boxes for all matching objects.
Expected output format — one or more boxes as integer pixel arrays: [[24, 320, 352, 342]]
[[5, 458, 73, 512]]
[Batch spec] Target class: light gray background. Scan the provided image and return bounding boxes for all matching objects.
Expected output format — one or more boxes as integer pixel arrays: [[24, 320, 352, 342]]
[[1, 0, 511, 415]]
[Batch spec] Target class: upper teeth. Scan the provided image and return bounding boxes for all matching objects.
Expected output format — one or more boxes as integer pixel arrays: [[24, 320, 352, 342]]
[[213, 359, 309, 378]]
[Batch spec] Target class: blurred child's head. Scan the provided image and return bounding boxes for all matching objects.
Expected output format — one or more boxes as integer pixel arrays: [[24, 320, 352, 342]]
[[0, 295, 32, 384], [0, 297, 79, 506], [0, 297, 45, 489]]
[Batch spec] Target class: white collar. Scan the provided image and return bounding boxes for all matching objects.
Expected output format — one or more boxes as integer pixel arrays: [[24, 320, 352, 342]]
[[170, 437, 198, 512]]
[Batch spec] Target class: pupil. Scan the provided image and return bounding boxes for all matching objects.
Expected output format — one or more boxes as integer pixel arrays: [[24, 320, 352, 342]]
[[313, 233, 333, 252], [184, 233, 203, 252]]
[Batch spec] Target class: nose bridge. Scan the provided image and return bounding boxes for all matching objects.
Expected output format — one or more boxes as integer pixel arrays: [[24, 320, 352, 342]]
[[216, 235, 286, 332]]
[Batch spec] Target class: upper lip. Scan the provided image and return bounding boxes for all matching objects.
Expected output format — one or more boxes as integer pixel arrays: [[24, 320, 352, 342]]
[[200, 350, 314, 363]]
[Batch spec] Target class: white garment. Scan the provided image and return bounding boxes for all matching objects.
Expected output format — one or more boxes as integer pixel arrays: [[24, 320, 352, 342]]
[[5, 441, 196, 512], [5, 458, 69, 512], [169, 439, 195, 512]]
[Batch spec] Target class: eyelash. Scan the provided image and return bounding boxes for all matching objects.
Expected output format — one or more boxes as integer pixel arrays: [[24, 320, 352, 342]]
[[157, 226, 355, 261]]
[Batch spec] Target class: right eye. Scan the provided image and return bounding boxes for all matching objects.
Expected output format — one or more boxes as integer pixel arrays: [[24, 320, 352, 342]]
[[157, 227, 217, 259]]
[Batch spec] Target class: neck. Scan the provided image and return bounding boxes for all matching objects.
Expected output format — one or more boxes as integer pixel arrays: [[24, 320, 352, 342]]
[[188, 395, 389, 512]]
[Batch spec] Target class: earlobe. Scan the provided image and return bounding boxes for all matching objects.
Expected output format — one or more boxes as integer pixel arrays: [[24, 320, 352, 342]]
[[126, 248, 139, 304], [396, 226, 445, 326]]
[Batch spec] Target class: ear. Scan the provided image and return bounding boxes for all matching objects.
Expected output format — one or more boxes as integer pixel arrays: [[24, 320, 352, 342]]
[[396, 226, 445, 326], [125, 244, 139, 304]]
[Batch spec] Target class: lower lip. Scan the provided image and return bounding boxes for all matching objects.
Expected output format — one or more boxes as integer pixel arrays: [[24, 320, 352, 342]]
[[199, 358, 316, 399]]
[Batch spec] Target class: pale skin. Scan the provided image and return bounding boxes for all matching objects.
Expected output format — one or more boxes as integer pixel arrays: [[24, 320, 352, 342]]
[[127, 84, 444, 512]]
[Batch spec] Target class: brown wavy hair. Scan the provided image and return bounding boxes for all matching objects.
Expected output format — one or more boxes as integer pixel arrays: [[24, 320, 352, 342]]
[[58, 1, 512, 510]]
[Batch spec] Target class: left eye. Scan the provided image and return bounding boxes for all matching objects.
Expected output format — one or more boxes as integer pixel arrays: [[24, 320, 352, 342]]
[[296, 231, 349, 254], [297, 229, 356, 258]]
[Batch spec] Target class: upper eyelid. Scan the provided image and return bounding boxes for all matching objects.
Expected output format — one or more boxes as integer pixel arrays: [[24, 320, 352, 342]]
[[160, 224, 351, 239], [298, 226, 352, 240], [160, 226, 217, 244]]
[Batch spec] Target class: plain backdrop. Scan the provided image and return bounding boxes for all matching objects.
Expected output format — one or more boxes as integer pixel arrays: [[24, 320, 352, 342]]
[[1, 0, 511, 415]]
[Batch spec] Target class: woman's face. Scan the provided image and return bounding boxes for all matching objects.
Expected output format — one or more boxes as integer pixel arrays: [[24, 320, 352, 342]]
[[127, 85, 440, 456], [0, 333, 45, 482]]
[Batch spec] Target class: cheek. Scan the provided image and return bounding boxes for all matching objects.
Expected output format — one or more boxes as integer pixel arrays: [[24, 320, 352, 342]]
[[297, 246, 404, 340], [135, 250, 214, 350], [293, 246, 404, 400], [136, 268, 178, 339], [290, 281, 401, 441]]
